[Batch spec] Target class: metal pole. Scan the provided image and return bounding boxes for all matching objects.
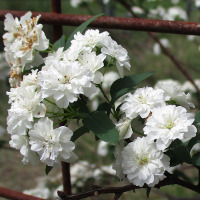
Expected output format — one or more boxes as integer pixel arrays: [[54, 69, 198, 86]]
[[1, 10, 200, 35]]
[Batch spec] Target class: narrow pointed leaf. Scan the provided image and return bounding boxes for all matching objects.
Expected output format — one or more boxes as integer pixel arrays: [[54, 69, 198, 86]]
[[53, 35, 67, 51], [45, 165, 53, 175]]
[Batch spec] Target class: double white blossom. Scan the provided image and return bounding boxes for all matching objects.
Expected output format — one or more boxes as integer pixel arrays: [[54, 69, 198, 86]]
[[37, 60, 95, 108], [121, 87, 165, 119], [144, 105, 197, 150], [3, 12, 49, 67], [155, 80, 194, 111], [29, 117, 77, 166], [122, 137, 170, 187], [10, 135, 38, 164]]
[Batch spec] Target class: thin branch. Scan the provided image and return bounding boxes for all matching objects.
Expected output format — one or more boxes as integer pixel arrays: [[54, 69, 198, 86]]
[[117, 0, 200, 96], [61, 162, 72, 195], [0, 186, 45, 200], [57, 173, 200, 200]]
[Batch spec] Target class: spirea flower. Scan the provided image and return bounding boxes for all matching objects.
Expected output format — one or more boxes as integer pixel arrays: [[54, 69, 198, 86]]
[[29, 117, 77, 166], [72, 29, 109, 49], [7, 87, 46, 135], [155, 80, 194, 111], [113, 141, 125, 181], [37, 60, 96, 108], [121, 87, 165, 120], [101, 36, 131, 77], [9, 135, 38, 164], [122, 137, 170, 187], [3, 11, 49, 67], [144, 105, 197, 150], [116, 117, 133, 140]]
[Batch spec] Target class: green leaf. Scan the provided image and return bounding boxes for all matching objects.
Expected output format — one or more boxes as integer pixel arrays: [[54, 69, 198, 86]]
[[188, 134, 200, 152], [110, 72, 154, 105], [166, 139, 192, 166], [82, 111, 119, 143], [194, 111, 200, 124], [192, 152, 200, 166], [97, 102, 111, 113], [71, 126, 89, 142], [45, 165, 53, 175], [65, 13, 104, 49], [53, 35, 67, 51], [146, 187, 151, 198]]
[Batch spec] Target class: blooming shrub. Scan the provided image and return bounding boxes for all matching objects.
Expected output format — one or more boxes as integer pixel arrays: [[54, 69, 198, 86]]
[[2, 11, 200, 199]]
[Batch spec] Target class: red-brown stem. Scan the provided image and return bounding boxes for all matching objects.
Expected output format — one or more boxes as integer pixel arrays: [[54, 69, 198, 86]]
[[51, 0, 63, 41], [0, 186, 45, 200], [117, 0, 200, 96], [61, 162, 72, 195]]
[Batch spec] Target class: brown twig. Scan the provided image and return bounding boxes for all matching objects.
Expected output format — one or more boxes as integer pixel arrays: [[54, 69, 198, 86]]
[[61, 162, 72, 195], [57, 172, 200, 200], [0, 186, 45, 200], [117, 0, 200, 96]]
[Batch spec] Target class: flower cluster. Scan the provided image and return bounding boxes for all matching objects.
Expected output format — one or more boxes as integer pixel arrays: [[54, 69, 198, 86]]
[[4, 12, 131, 167], [3, 12, 49, 87], [112, 82, 197, 187]]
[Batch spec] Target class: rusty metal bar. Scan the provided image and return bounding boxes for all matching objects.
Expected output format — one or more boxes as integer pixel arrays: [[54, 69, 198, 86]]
[[1, 10, 200, 35], [0, 186, 46, 200], [51, 0, 62, 41]]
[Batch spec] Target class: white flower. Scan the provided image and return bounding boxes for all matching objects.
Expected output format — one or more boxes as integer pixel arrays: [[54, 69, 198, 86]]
[[116, 117, 133, 140], [101, 37, 131, 77], [166, 7, 187, 21], [37, 60, 95, 108], [121, 87, 165, 119], [102, 71, 120, 91], [182, 80, 200, 93], [9, 135, 38, 164], [7, 87, 46, 135], [78, 51, 106, 84], [20, 69, 39, 88], [23, 187, 51, 199], [144, 105, 197, 150], [122, 137, 170, 187], [29, 117, 77, 166], [72, 29, 109, 49], [70, 0, 93, 7], [131, 6, 144, 14], [44, 47, 64, 67], [195, 0, 200, 7], [155, 80, 194, 110], [113, 141, 125, 181], [97, 141, 108, 156], [3, 12, 49, 67], [153, 38, 171, 55]]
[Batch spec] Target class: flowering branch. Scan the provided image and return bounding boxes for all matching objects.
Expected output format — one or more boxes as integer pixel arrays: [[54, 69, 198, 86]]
[[57, 172, 200, 200]]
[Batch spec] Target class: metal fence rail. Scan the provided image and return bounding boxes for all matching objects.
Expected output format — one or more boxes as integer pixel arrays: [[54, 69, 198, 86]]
[[1, 10, 200, 35]]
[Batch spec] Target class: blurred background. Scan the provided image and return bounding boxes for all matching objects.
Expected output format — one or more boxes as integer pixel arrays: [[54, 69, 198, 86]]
[[1, 0, 200, 199]]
